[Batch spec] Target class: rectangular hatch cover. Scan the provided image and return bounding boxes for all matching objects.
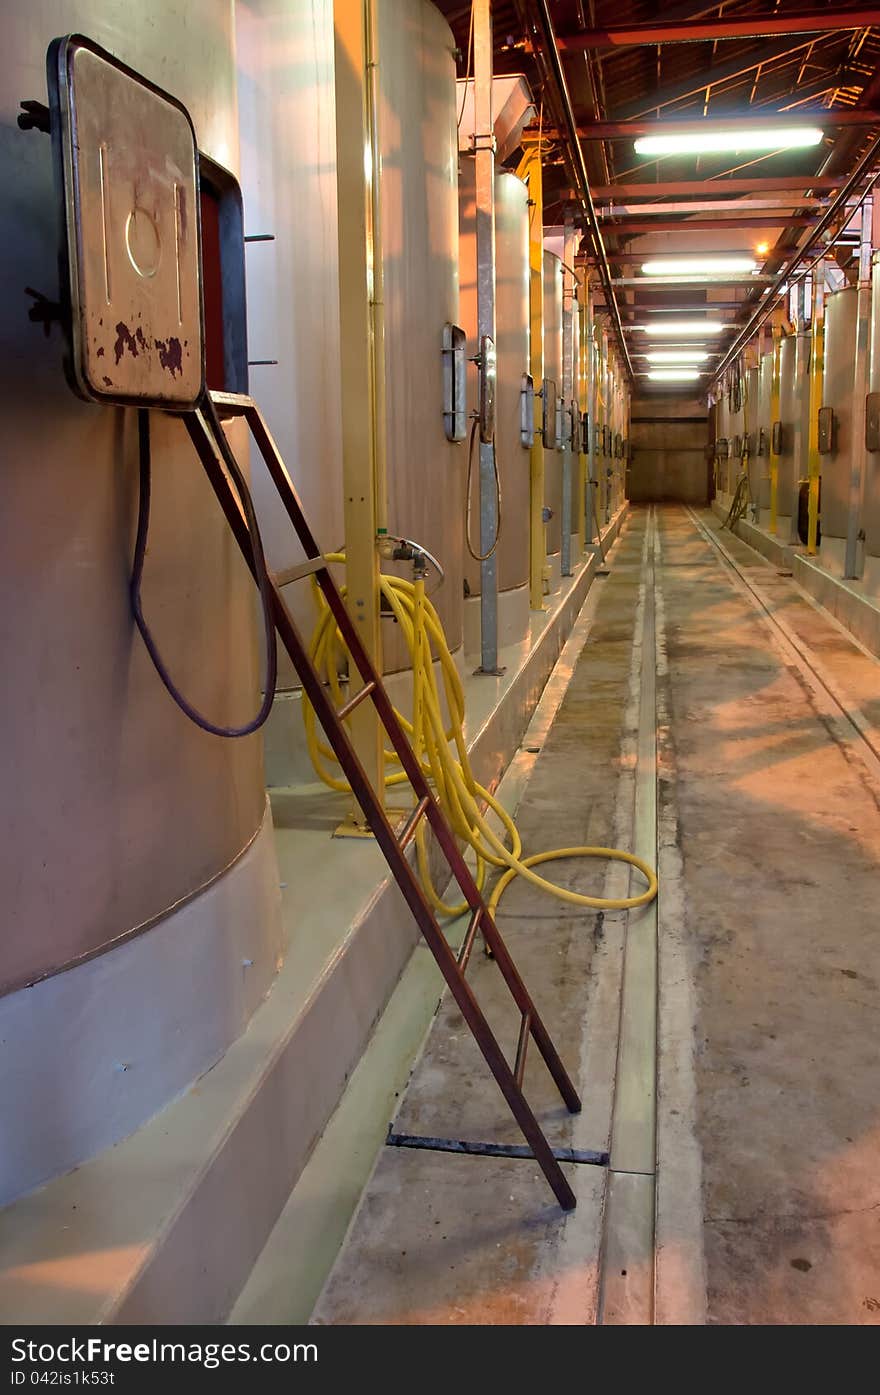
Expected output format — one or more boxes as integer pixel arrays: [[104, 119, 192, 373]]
[[48, 34, 204, 407]]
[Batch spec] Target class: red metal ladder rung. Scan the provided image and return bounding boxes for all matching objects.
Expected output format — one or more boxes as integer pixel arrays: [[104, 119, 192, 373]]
[[456, 905, 483, 972], [335, 679, 377, 722], [514, 1010, 532, 1089], [396, 794, 431, 851], [272, 555, 328, 588]]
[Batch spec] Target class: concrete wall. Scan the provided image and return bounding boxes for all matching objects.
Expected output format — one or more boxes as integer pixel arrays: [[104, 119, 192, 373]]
[[628, 396, 710, 505]]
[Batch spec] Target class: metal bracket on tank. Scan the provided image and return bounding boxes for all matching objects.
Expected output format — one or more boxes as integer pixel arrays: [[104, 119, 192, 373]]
[[520, 373, 535, 447], [771, 420, 783, 455], [570, 400, 580, 453], [818, 405, 835, 455], [17, 100, 51, 133], [470, 335, 497, 443], [540, 378, 558, 449], [442, 323, 467, 442]]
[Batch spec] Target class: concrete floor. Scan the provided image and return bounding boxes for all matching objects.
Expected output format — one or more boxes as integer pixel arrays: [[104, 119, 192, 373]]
[[302, 505, 880, 1325]]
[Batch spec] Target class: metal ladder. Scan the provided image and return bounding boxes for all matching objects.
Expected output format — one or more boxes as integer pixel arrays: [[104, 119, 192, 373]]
[[184, 390, 581, 1212]]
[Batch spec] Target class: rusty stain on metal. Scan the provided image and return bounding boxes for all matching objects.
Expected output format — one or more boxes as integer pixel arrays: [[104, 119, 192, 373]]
[[113, 321, 147, 363], [155, 336, 183, 376]]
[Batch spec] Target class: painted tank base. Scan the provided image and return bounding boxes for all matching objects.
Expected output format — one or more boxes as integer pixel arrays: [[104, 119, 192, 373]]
[[0, 802, 282, 1208], [545, 550, 562, 596], [463, 582, 530, 660], [713, 500, 880, 660], [0, 509, 626, 1325], [305, 506, 880, 1326]]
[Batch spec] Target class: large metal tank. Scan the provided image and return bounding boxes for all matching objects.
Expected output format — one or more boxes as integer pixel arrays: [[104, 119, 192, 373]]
[[754, 349, 773, 519], [821, 284, 858, 547], [459, 165, 530, 615], [776, 332, 801, 536], [793, 330, 813, 534], [0, 0, 282, 1205], [380, 0, 461, 668], [543, 250, 563, 567], [236, 0, 345, 683], [744, 363, 759, 505], [863, 251, 880, 567], [726, 367, 746, 497]]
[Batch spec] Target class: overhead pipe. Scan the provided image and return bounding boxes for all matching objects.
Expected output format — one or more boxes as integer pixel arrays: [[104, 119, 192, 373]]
[[712, 128, 880, 387], [530, 0, 633, 383]]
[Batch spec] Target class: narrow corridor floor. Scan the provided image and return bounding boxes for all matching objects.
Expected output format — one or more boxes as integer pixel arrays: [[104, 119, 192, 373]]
[[312, 505, 880, 1325], [659, 507, 880, 1324]]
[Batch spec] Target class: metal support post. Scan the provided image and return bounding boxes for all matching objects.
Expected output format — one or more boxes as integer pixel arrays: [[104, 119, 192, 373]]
[[333, 0, 385, 819], [586, 308, 598, 544], [845, 199, 873, 579], [473, 0, 501, 672], [561, 210, 576, 575], [769, 322, 782, 534], [790, 279, 809, 547], [807, 261, 826, 555], [517, 139, 546, 609], [576, 269, 589, 554], [603, 327, 611, 524]]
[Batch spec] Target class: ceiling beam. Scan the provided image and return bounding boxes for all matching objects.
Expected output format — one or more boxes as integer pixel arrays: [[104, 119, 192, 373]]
[[601, 215, 817, 234], [549, 10, 880, 51], [599, 196, 829, 215], [589, 176, 847, 198], [609, 38, 814, 120], [608, 275, 768, 285], [533, 110, 880, 140]]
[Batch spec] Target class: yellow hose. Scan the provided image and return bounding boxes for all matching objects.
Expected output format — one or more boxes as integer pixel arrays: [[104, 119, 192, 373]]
[[302, 555, 657, 918]]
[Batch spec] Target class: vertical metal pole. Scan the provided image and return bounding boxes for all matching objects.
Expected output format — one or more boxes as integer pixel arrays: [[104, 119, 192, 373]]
[[807, 261, 826, 555], [576, 269, 589, 555], [333, 0, 385, 817], [769, 322, 782, 535], [473, 0, 500, 671], [587, 306, 598, 544], [845, 199, 873, 579], [603, 326, 611, 524], [561, 210, 576, 575], [518, 141, 545, 609], [791, 279, 809, 547]]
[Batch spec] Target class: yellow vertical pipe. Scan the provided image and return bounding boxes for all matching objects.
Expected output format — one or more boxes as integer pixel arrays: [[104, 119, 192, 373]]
[[769, 322, 782, 534], [333, 0, 385, 815], [807, 270, 825, 555], [517, 140, 546, 609]]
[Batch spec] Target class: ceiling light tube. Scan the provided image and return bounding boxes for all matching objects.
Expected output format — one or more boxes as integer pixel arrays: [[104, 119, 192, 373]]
[[645, 319, 725, 337], [646, 350, 709, 364], [641, 257, 757, 277], [634, 126, 823, 157], [646, 368, 702, 381]]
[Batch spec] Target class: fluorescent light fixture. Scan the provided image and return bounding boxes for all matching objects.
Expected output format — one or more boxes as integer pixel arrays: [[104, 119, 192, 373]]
[[647, 368, 702, 381], [646, 350, 709, 364], [641, 257, 757, 277], [645, 319, 725, 337], [634, 126, 823, 157]]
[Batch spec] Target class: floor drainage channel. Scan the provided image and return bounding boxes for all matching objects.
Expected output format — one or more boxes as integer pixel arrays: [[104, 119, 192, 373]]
[[386, 1129, 609, 1168]]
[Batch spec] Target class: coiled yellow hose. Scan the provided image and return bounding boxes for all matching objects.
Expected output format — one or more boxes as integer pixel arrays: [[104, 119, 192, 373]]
[[302, 555, 657, 919]]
